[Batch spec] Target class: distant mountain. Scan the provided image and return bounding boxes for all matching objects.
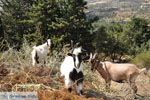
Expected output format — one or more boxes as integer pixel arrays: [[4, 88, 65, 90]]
[[85, 0, 150, 22]]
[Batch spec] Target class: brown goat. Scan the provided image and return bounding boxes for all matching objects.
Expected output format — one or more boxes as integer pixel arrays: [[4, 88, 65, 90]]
[[89, 53, 147, 95]]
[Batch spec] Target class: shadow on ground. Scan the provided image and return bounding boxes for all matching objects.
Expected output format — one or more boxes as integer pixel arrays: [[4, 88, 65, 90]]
[[84, 89, 109, 100]]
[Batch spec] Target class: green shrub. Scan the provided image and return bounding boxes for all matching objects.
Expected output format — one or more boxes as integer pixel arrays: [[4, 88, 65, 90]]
[[131, 51, 150, 68]]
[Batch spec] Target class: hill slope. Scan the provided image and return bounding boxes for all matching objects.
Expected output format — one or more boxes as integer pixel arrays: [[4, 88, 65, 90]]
[[86, 0, 150, 22]]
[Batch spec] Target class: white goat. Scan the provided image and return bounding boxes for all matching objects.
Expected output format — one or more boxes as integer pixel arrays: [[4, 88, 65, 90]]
[[31, 39, 51, 66], [60, 47, 89, 95], [90, 53, 147, 95]]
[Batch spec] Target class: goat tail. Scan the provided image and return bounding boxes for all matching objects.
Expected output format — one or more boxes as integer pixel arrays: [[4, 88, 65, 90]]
[[139, 68, 147, 74]]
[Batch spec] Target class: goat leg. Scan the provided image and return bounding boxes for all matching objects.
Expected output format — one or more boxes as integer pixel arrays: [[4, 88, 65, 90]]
[[130, 82, 137, 94], [76, 83, 83, 95], [65, 78, 73, 93], [105, 80, 111, 92]]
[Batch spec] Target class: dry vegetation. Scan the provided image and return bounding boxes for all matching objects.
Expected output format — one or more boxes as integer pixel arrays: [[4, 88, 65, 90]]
[[0, 43, 150, 100]]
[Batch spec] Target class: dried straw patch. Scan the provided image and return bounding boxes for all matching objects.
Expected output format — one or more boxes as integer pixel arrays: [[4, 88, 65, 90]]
[[0, 64, 55, 91], [38, 89, 105, 100]]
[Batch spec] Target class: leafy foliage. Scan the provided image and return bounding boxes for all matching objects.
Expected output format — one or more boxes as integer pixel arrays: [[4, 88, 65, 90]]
[[93, 18, 150, 61], [0, 0, 34, 49], [0, 0, 149, 61], [93, 24, 127, 61], [0, 0, 93, 49], [123, 17, 150, 55], [25, 0, 93, 49]]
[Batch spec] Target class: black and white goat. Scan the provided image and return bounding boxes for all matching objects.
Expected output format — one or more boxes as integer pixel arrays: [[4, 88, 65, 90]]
[[31, 39, 52, 66], [60, 47, 89, 95]]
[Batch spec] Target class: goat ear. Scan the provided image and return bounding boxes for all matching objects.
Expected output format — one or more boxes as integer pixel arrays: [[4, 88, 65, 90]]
[[78, 46, 82, 51], [67, 53, 73, 57], [47, 39, 51, 46]]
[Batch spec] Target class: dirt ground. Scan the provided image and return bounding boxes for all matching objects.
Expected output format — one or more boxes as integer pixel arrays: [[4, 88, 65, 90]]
[[0, 63, 149, 100]]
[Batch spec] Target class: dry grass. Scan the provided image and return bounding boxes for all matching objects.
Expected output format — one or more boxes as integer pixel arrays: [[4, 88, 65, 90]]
[[38, 89, 105, 100]]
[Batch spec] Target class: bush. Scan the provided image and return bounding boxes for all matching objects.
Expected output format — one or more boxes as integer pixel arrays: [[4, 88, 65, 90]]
[[131, 51, 150, 68]]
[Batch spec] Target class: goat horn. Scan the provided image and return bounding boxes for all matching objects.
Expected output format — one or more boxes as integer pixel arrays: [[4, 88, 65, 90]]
[[88, 53, 93, 62], [93, 53, 97, 59]]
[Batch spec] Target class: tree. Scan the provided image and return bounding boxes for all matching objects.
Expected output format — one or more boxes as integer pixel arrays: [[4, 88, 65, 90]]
[[25, 0, 93, 49], [59, 0, 92, 49], [0, 17, 6, 51], [0, 17, 4, 39], [93, 23, 128, 61], [123, 17, 150, 55], [107, 24, 128, 61], [0, 0, 33, 49], [0, 0, 94, 50]]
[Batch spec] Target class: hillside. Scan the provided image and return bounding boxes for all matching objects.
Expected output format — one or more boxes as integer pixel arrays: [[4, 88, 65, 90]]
[[86, 0, 150, 22], [0, 46, 150, 100]]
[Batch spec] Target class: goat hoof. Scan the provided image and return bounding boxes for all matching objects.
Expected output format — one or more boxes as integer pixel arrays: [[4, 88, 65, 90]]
[[79, 90, 83, 95], [68, 88, 72, 93]]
